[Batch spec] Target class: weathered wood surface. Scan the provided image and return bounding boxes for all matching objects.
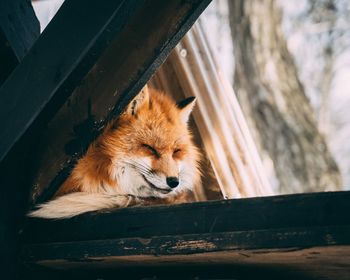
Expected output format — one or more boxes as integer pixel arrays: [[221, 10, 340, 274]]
[[23, 246, 350, 280], [0, 0, 39, 84], [22, 191, 350, 279]]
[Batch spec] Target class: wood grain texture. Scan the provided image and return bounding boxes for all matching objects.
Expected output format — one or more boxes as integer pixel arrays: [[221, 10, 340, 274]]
[[22, 191, 350, 279], [24, 191, 350, 243]]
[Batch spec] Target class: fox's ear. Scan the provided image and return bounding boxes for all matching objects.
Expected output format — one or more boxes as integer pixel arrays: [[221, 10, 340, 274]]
[[177, 96, 196, 123], [126, 85, 150, 116]]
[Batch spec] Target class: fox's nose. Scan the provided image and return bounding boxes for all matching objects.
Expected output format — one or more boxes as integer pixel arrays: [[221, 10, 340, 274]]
[[166, 177, 179, 188]]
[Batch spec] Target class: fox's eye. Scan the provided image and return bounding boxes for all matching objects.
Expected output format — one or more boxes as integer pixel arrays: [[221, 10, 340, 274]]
[[173, 148, 181, 155], [142, 144, 160, 157]]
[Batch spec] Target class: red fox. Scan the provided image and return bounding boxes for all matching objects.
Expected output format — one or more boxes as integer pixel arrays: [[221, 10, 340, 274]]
[[28, 86, 201, 218]]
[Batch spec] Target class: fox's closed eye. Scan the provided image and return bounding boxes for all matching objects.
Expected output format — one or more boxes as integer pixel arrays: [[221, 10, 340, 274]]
[[173, 148, 181, 154], [142, 144, 160, 157]]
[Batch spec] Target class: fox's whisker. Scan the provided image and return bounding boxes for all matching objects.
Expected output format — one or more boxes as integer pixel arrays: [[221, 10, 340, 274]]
[[123, 160, 168, 187], [123, 159, 151, 169], [123, 161, 153, 176]]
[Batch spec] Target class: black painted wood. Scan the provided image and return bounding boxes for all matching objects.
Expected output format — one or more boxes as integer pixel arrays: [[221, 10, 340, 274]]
[[0, 1, 39, 277], [23, 226, 350, 260], [0, 0, 39, 84], [0, 0, 139, 162], [21, 191, 350, 279], [24, 191, 350, 243]]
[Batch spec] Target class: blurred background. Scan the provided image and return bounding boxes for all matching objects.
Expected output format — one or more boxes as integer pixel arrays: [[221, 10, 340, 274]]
[[200, 0, 350, 194], [33, 0, 350, 195]]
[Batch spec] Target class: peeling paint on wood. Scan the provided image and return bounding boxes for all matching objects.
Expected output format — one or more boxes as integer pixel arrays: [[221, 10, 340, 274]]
[[21, 191, 350, 279]]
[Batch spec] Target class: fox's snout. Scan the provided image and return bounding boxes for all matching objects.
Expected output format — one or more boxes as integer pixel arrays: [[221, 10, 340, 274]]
[[166, 176, 179, 188], [151, 154, 181, 188]]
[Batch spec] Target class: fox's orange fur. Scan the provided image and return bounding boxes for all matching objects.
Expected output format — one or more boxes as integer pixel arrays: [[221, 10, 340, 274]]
[[29, 86, 201, 218]]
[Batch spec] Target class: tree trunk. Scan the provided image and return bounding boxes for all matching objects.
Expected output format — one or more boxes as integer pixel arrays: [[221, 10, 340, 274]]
[[228, 0, 341, 193]]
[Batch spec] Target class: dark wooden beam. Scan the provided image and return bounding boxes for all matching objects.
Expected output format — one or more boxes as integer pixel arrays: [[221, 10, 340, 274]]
[[0, 1, 39, 276], [0, 0, 142, 162], [0, 0, 39, 84], [22, 191, 350, 279], [23, 191, 350, 243]]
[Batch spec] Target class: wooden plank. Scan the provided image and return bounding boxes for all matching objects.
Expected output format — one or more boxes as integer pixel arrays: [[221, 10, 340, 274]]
[[24, 191, 350, 243], [0, 28, 19, 84], [0, 0, 39, 84], [0, 0, 140, 162], [0, 1, 39, 276], [22, 246, 350, 280], [23, 226, 350, 261], [22, 191, 350, 280]]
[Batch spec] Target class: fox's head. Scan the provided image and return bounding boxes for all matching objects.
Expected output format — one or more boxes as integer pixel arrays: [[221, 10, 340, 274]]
[[103, 86, 201, 198]]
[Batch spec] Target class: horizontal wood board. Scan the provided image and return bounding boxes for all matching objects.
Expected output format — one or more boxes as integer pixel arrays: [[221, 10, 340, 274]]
[[22, 191, 350, 279]]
